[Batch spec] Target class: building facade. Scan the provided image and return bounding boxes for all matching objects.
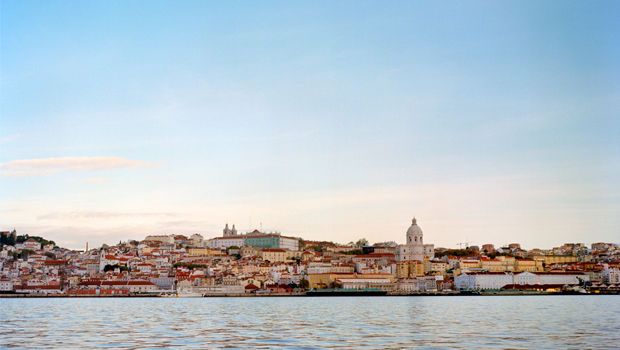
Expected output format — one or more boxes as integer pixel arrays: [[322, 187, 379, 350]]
[[209, 236, 245, 250], [395, 218, 435, 262], [454, 271, 589, 290], [245, 234, 299, 251]]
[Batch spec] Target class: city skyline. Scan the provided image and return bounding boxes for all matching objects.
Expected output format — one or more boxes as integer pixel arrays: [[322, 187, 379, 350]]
[[2, 1, 619, 250]]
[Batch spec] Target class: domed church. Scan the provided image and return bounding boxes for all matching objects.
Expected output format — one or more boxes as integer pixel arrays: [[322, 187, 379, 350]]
[[395, 217, 435, 261]]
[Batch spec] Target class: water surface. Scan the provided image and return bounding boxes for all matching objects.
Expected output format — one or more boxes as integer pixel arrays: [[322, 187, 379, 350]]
[[2, 295, 618, 349]]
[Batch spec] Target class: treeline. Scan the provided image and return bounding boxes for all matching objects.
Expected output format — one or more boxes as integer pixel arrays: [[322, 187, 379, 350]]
[[103, 264, 130, 272], [342, 249, 364, 255], [0, 233, 56, 249], [434, 249, 521, 259], [173, 263, 208, 269], [434, 249, 478, 258]]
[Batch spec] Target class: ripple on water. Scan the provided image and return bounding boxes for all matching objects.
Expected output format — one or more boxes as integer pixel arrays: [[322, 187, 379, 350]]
[[1, 295, 619, 349]]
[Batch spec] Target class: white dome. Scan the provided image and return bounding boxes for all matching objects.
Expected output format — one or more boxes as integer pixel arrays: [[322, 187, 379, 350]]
[[406, 218, 423, 235]]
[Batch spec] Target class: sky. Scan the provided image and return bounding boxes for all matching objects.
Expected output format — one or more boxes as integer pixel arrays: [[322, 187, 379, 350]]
[[1, 1, 619, 250]]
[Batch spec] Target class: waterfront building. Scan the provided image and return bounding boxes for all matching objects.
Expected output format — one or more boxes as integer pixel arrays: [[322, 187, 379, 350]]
[[15, 285, 62, 294], [395, 218, 435, 262], [79, 280, 158, 293], [602, 268, 620, 284], [397, 275, 439, 292], [307, 272, 395, 289], [454, 271, 589, 290], [149, 276, 175, 290], [0, 279, 13, 291], [335, 277, 393, 290]]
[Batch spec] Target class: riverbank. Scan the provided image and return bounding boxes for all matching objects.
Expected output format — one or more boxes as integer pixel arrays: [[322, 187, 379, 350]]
[[2, 290, 616, 297]]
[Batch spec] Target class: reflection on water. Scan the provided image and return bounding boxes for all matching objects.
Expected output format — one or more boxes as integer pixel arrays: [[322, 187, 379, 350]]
[[2, 295, 619, 349]]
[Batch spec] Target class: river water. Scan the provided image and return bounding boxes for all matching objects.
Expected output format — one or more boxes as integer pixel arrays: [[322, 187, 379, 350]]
[[1, 295, 618, 349]]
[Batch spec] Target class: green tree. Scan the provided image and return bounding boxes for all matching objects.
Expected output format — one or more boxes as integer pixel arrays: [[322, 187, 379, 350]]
[[0, 232, 15, 246], [299, 278, 309, 290], [19, 249, 35, 259], [355, 238, 369, 247], [328, 281, 342, 289], [15, 235, 56, 247], [434, 249, 477, 258], [103, 264, 129, 272], [174, 263, 208, 269]]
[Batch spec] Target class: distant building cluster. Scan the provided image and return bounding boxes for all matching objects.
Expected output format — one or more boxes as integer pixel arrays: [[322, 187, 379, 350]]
[[0, 220, 619, 296]]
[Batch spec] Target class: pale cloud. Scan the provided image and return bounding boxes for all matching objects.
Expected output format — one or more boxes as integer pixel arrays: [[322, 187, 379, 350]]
[[1, 133, 22, 142], [0, 156, 160, 177]]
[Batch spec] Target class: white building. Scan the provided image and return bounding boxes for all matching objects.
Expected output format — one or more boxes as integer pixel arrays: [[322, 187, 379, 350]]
[[209, 236, 245, 250], [278, 235, 300, 251], [455, 271, 589, 290], [396, 275, 438, 292], [0, 279, 14, 291], [336, 277, 393, 290], [602, 268, 620, 284], [395, 218, 434, 262]]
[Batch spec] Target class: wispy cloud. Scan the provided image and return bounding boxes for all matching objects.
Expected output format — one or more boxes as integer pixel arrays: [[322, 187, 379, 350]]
[[0, 156, 159, 177], [1, 133, 22, 143]]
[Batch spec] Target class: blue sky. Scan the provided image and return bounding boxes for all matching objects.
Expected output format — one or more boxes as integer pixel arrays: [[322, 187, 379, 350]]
[[1, 1, 619, 250]]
